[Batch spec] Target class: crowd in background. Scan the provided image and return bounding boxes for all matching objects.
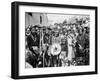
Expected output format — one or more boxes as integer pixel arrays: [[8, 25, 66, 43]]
[[25, 16, 90, 68]]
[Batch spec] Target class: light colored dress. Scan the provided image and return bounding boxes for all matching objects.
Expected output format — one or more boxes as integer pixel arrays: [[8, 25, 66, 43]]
[[67, 34, 75, 61]]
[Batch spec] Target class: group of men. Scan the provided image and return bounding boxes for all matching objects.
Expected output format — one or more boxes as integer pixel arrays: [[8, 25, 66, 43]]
[[25, 23, 89, 68]]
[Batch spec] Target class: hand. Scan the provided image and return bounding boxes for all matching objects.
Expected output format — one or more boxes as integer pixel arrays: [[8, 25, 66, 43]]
[[32, 46, 38, 50], [79, 44, 83, 50]]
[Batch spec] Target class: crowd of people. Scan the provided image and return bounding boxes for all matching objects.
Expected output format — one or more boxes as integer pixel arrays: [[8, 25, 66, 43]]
[[25, 16, 90, 68]]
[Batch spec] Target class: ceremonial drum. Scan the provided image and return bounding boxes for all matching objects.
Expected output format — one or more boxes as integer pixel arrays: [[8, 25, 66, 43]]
[[50, 43, 61, 56]]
